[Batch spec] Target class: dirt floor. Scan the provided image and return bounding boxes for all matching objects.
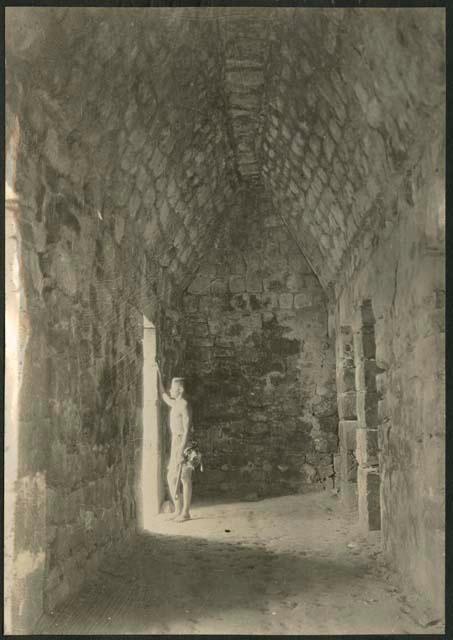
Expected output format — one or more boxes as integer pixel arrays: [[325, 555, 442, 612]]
[[35, 491, 444, 635]]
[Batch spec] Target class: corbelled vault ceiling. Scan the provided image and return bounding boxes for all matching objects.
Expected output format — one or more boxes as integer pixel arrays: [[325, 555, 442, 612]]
[[6, 7, 444, 293]]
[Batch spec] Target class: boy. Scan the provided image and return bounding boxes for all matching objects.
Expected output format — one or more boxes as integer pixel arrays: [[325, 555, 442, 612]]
[[157, 369, 201, 521]]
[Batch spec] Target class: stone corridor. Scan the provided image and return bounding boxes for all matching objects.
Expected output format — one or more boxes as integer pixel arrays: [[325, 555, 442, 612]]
[[5, 6, 445, 635], [34, 493, 440, 635]]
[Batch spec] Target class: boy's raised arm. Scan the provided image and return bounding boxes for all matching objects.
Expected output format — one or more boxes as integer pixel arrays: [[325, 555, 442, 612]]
[[157, 366, 174, 407]]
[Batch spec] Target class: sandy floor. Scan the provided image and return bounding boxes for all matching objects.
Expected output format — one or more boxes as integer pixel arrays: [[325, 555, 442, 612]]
[[35, 492, 443, 635]]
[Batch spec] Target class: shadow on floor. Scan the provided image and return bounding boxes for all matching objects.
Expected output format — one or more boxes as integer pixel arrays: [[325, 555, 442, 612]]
[[35, 529, 369, 635]]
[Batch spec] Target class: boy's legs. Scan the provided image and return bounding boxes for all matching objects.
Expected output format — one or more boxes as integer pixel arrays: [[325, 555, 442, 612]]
[[175, 464, 193, 521], [166, 466, 182, 516]]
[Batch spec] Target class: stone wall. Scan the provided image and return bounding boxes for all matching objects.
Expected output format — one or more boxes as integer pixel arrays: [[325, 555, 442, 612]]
[[6, 7, 237, 631], [181, 190, 338, 499], [260, 8, 445, 289], [5, 6, 445, 632], [334, 134, 445, 617], [335, 325, 358, 513]]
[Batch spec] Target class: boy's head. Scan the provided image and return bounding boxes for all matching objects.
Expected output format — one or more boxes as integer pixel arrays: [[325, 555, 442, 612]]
[[169, 377, 185, 399]]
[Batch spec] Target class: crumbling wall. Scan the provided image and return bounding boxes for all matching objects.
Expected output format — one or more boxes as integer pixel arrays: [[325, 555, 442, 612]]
[[5, 6, 445, 632], [6, 7, 236, 631], [182, 190, 338, 499], [335, 135, 445, 617]]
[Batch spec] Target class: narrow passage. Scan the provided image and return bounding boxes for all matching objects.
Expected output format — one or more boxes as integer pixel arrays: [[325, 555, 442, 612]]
[[35, 492, 437, 635]]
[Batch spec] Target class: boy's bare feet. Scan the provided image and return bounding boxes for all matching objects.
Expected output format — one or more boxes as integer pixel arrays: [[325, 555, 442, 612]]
[[175, 513, 191, 522]]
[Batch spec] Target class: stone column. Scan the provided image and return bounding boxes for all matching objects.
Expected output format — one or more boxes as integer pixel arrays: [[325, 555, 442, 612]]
[[354, 300, 381, 532]]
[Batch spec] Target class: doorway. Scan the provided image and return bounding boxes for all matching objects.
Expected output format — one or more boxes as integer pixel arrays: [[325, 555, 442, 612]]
[[140, 316, 163, 529]]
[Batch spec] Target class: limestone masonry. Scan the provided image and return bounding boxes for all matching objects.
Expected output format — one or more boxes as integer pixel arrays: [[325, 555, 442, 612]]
[[5, 7, 445, 633]]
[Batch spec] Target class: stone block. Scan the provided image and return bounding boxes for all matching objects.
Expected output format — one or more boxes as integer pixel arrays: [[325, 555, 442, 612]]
[[262, 292, 279, 309], [229, 276, 245, 293], [362, 330, 377, 360], [356, 391, 379, 428], [354, 327, 376, 361], [358, 466, 381, 532], [148, 145, 165, 178], [188, 321, 209, 338], [159, 200, 170, 229], [286, 272, 305, 292], [329, 119, 342, 143], [279, 293, 293, 309], [314, 431, 338, 454], [375, 371, 387, 396], [356, 428, 379, 466], [339, 325, 354, 355], [355, 360, 377, 392], [339, 420, 357, 450], [245, 272, 263, 293], [340, 355, 355, 372], [377, 422, 389, 452], [188, 273, 211, 295], [230, 293, 250, 311], [198, 261, 217, 278], [248, 294, 262, 310], [318, 414, 338, 433], [309, 134, 321, 157], [337, 366, 356, 393], [211, 278, 228, 296], [129, 191, 141, 219], [340, 448, 358, 482], [337, 391, 357, 419], [377, 398, 389, 423], [359, 300, 375, 325], [294, 292, 312, 309], [263, 276, 285, 292]]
